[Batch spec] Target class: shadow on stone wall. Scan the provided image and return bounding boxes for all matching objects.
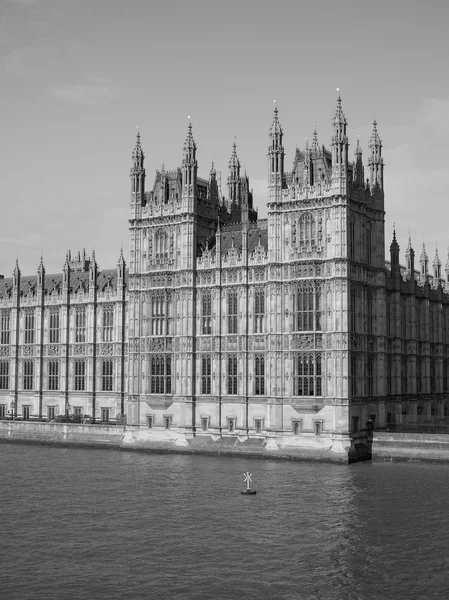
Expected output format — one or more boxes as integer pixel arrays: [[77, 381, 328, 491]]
[[348, 420, 373, 464]]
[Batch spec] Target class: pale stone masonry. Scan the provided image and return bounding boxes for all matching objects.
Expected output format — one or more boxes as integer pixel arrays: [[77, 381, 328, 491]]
[[1, 97, 449, 455]]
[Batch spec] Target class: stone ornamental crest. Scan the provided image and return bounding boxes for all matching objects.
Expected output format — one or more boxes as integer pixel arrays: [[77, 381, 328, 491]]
[[101, 344, 113, 356], [73, 345, 85, 356], [292, 334, 314, 349], [0, 346, 10, 357]]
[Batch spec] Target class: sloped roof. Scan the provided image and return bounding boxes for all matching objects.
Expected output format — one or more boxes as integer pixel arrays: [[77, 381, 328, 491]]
[[0, 268, 128, 299], [220, 222, 268, 256]]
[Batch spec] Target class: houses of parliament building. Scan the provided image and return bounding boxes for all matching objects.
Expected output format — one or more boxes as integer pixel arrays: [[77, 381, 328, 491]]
[[1, 97, 449, 454]]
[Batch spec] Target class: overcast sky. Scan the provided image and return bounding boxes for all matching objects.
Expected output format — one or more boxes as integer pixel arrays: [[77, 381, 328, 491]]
[[1, 0, 448, 276]]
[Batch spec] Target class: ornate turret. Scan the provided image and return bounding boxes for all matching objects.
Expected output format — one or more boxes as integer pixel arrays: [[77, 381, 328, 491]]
[[89, 249, 98, 290], [37, 254, 45, 289], [353, 136, 365, 186], [228, 141, 241, 205], [445, 249, 449, 284], [12, 258, 20, 291], [304, 138, 311, 186], [181, 120, 197, 211], [420, 243, 429, 277], [208, 161, 220, 208], [130, 129, 145, 206], [405, 235, 415, 280], [267, 103, 284, 203], [390, 228, 400, 271], [331, 95, 349, 192], [433, 247, 442, 280], [368, 120, 384, 192]]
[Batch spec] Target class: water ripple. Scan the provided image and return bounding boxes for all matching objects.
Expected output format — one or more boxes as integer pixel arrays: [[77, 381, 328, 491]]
[[2, 447, 449, 599]]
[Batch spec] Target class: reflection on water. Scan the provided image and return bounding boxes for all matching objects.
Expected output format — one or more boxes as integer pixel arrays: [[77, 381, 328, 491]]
[[1, 445, 449, 599]]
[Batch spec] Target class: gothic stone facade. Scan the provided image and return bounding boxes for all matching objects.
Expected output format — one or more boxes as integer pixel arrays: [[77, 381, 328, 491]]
[[1, 98, 449, 451]]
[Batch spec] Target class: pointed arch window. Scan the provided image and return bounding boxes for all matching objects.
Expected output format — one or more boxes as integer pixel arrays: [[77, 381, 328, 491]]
[[228, 291, 238, 334], [155, 230, 168, 258], [1, 311, 10, 345], [49, 312, 60, 344], [201, 356, 211, 394], [151, 294, 172, 336], [75, 308, 86, 343], [74, 360, 86, 391], [0, 361, 9, 390], [294, 353, 322, 396], [254, 289, 264, 333], [102, 360, 113, 392], [24, 312, 35, 345], [151, 356, 171, 394], [102, 306, 114, 342], [202, 291, 212, 335], [254, 355, 265, 395], [298, 213, 316, 245], [23, 360, 34, 390], [293, 285, 321, 332], [48, 361, 59, 391], [227, 356, 238, 395]]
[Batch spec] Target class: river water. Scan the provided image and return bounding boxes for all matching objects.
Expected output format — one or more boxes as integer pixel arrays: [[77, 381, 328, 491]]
[[1, 444, 448, 600]]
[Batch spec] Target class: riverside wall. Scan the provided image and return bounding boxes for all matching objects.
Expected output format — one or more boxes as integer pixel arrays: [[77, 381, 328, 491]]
[[372, 431, 449, 462], [7, 422, 449, 463], [0, 421, 361, 464]]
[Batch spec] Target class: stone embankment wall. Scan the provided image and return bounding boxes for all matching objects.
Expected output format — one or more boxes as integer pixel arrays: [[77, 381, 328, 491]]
[[0, 421, 125, 448], [4, 422, 449, 464], [372, 432, 449, 462], [0, 421, 353, 463]]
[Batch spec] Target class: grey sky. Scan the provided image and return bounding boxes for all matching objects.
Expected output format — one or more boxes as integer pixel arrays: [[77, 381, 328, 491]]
[[1, 0, 448, 275]]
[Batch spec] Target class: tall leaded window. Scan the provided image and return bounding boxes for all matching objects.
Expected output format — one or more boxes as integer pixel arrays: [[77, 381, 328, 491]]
[[293, 286, 321, 332], [294, 353, 322, 396], [48, 361, 59, 391], [254, 289, 264, 333], [254, 355, 265, 395], [1, 311, 10, 345], [0, 361, 9, 390], [102, 306, 114, 342], [24, 312, 35, 344], [202, 292, 212, 335], [151, 295, 172, 336], [102, 360, 113, 391], [49, 312, 60, 344], [23, 360, 34, 390], [150, 356, 171, 394], [201, 356, 211, 394], [227, 356, 238, 395], [75, 308, 86, 343], [228, 291, 237, 334], [298, 213, 316, 245], [74, 360, 86, 391]]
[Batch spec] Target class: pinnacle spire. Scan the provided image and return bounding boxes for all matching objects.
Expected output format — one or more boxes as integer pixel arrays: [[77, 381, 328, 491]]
[[132, 128, 144, 163], [333, 94, 347, 132], [311, 124, 320, 155], [229, 140, 240, 170]]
